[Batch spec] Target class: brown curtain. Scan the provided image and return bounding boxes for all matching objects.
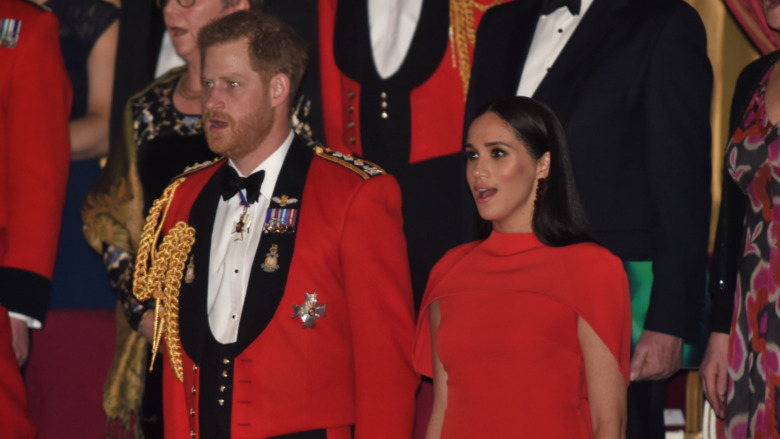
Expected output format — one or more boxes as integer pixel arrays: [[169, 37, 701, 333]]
[[684, 0, 760, 249]]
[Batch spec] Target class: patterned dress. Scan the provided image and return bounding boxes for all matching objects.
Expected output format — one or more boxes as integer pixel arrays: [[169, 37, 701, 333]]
[[726, 68, 780, 438]]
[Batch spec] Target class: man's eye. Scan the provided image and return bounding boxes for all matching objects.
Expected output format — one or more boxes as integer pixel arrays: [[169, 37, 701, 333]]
[[229, 81, 239, 88], [203, 80, 214, 88]]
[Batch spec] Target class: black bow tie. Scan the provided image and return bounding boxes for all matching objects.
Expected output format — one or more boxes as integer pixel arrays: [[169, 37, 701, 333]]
[[221, 166, 265, 204], [539, 0, 580, 15]]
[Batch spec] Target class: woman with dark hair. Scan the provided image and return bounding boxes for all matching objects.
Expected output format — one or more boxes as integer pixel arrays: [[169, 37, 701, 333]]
[[414, 96, 631, 438]]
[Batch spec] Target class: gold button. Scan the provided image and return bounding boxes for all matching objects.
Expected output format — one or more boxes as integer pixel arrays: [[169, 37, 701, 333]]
[[381, 111, 388, 119], [191, 386, 196, 394], [223, 358, 230, 365], [347, 105, 354, 114], [189, 408, 195, 416], [222, 370, 228, 378], [218, 399, 224, 406], [349, 136, 356, 144], [347, 121, 355, 129], [347, 91, 355, 99], [190, 430, 196, 438], [193, 365, 198, 372], [380, 91, 387, 99], [381, 101, 387, 109], [220, 385, 226, 392]]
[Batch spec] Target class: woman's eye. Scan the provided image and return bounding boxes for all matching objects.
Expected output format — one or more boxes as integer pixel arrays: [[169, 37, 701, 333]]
[[490, 148, 506, 158], [464, 150, 478, 161]]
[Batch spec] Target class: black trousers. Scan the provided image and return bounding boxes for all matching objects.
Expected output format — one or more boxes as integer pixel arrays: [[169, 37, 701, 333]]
[[627, 380, 666, 439]]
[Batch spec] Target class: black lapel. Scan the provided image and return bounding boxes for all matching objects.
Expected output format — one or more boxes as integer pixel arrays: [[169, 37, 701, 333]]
[[232, 136, 314, 355], [534, 0, 630, 98], [334, 0, 449, 90], [179, 161, 228, 364], [506, 1, 545, 93]]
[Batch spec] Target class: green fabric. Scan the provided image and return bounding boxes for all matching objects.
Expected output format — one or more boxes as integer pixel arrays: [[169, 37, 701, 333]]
[[623, 261, 703, 368]]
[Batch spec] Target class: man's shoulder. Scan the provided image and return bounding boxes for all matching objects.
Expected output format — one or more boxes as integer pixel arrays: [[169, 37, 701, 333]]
[[0, 0, 57, 49], [1, 0, 52, 16], [170, 157, 224, 183], [309, 143, 386, 181]]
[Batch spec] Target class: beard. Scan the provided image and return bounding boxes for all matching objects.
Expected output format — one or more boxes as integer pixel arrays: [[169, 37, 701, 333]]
[[205, 106, 274, 160]]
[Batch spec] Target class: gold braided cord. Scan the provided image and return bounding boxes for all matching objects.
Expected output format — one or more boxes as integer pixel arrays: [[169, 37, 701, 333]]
[[149, 221, 195, 382], [133, 177, 186, 301], [132, 177, 193, 382], [449, 0, 505, 98]]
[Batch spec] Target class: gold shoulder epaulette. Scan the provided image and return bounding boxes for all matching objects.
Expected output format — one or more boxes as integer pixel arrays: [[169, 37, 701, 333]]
[[314, 145, 385, 180], [169, 157, 224, 183], [21, 0, 51, 12]]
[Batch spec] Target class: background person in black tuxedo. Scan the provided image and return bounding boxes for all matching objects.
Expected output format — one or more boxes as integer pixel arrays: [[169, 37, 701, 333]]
[[464, 0, 712, 437]]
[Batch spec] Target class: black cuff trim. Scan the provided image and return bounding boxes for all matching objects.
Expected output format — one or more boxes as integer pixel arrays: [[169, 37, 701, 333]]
[[0, 267, 51, 323]]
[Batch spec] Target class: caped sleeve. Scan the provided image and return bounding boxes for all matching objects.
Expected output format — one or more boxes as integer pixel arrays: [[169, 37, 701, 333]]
[[413, 242, 477, 378], [565, 245, 632, 384]]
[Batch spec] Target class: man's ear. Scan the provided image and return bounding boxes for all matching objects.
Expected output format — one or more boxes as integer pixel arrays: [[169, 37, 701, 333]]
[[232, 0, 250, 12], [270, 73, 290, 108]]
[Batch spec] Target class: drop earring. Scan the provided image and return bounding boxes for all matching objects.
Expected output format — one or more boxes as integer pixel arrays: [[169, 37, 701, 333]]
[[534, 178, 546, 209]]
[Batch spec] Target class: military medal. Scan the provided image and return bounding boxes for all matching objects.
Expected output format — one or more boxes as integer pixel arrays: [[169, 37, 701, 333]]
[[184, 255, 195, 284], [271, 195, 298, 207], [232, 191, 252, 240], [0, 18, 21, 48], [261, 244, 280, 272], [292, 292, 326, 329]]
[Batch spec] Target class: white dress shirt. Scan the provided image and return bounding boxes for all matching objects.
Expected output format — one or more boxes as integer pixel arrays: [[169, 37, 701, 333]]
[[516, 0, 594, 97], [207, 130, 294, 344], [368, 0, 423, 79]]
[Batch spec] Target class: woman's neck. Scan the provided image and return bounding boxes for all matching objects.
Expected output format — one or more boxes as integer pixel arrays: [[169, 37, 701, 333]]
[[173, 63, 203, 115]]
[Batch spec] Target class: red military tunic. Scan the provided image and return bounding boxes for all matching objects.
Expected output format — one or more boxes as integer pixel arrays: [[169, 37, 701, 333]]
[[140, 137, 418, 438], [0, 0, 71, 322]]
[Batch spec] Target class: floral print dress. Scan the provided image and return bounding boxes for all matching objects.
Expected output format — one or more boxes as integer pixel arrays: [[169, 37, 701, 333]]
[[727, 68, 780, 438]]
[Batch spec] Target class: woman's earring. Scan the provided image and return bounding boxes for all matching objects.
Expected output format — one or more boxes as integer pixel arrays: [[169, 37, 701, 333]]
[[534, 178, 546, 209]]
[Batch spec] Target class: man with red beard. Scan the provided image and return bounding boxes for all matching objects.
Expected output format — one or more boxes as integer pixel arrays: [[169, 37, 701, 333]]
[[132, 10, 418, 439]]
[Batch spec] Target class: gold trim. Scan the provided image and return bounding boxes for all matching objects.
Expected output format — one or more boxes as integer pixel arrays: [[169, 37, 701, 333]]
[[313, 146, 386, 180]]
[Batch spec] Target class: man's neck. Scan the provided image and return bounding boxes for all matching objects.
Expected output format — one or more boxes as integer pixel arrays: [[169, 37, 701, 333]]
[[232, 121, 293, 176]]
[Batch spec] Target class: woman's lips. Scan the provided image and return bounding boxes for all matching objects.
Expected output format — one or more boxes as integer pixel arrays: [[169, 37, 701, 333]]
[[475, 187, 497, 201]]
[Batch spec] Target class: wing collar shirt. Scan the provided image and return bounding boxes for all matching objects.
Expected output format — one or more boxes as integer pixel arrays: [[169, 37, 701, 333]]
[[208, 129, 294, 344], [516, 0, 594, 97]]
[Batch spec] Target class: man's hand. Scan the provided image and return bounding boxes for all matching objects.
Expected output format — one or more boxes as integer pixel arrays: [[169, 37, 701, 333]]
[[630, 329, 683, 381], [138, 310, 155, 343], [700, 332, 729, 418], [9, 317, 29, 367]]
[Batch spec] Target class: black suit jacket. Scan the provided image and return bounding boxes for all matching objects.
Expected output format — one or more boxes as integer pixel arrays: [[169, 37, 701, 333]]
[[465, 0, 713, 342]]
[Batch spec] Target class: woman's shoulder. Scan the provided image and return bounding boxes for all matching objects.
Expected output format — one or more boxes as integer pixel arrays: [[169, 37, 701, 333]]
[[559, 241, 621, 264], [130, 67, 186, 108], [556, 242, 626, 286], [436, 240, 482, 268]]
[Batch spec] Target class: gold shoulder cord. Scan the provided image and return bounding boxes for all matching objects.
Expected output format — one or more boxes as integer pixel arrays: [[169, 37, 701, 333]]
[[133, 177, 195, 382], [449, 0, 504, 98]]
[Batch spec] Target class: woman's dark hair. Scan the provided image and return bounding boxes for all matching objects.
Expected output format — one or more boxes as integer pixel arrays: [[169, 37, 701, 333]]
[[472, 96, 596, 247]]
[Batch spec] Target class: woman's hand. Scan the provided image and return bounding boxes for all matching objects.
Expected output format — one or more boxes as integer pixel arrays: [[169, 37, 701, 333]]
[[700, 332, 729, 418]]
